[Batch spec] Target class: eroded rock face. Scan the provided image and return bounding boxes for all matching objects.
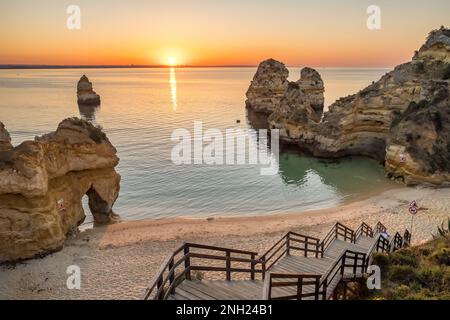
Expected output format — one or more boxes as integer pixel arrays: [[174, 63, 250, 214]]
[[268, 67, 325, 143], [0, 118, 120, 262], [297, 67, 325, 119], [77, 75, 101, 106], [0, 121, 12, 151], [257, 27, 450, 186], [385, 82, 450, 185], [245, 59, 290, 113]]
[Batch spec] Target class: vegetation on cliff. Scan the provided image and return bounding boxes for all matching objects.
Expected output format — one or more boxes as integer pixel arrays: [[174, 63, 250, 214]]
[[365, 220, 450, 300]]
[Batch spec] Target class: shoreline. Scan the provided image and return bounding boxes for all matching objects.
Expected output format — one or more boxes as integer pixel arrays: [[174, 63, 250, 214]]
[[97, 185, 447, 249], [1, 185, 449, 299], [79, 177, 401, 231]]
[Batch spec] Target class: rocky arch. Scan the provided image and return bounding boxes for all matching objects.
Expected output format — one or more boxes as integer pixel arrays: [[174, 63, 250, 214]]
[[0, 118, 121, 262]]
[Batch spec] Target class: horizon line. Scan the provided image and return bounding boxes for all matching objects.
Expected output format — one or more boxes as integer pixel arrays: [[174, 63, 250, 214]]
[[0, 64, 394, 70]]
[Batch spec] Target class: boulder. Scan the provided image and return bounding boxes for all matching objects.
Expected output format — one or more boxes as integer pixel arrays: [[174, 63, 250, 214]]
[[0, 118, 120, 262], [77, 75, 101, 106]]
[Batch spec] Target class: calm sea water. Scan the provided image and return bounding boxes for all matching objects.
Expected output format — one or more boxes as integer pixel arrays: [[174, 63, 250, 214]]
[[0, 67, 397, 222]]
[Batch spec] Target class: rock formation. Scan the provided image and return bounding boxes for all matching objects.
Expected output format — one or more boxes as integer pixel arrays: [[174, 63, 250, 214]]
[[385, 82, 450, 185], [297, 67, 325, 119], [0, 121, 12, 151], [246, 60, 325, 117], [77, 75, 101, 106], [0, 118, 120, 262], [245, 59, 290, 113], [247, 27, 450, 186]]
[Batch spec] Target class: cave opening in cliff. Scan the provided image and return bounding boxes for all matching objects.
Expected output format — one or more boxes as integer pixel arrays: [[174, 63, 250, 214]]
[[85, 186, 113, 225]]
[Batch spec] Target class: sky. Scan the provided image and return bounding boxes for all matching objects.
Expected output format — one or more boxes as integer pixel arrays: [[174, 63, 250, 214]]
[[0, 0, 449, 67]]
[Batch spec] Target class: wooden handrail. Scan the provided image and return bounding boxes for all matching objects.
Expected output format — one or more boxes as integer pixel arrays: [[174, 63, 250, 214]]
[[143, 242, 185, 299], [144, 220, 413, 300], [403, 229, 412, 247], [257, 232, 323, 275], [263, 273, 323, 300], [354, 222, 374, 242], [185, 242, 258, 256], [365, 234, 383, 266], [390, 232, 404, 252], [143, 242, 262, 300], [319, 249, 367, 299], [320, 222, 355, 252], [375, 221, 387, 234]]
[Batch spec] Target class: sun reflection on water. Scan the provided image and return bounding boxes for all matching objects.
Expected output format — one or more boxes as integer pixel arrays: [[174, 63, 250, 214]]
[[169, 67, 177, 111]]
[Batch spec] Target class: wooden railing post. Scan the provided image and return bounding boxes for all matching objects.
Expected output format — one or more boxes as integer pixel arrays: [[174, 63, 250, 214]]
[[262, 259, 266, 280], [286, 233, 291, 256], [156, 276, 164, 300], [184, 244, 191, 281], [297, 277, 302, 300], [226, 250, 231, 280], [304, 240, 308, 257], [314, 277, 319, 300], [322, 276, 328, 300], [168, 257, 175, 294], [250, 253, 255, 280]]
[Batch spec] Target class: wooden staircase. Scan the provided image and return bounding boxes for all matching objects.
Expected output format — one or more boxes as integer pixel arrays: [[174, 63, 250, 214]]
[[143, 221, 411, 300]]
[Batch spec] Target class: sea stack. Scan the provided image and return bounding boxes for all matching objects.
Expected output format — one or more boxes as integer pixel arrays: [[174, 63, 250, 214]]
[[245, 59, 290, 113], [77, 75, 101, 106], [247, 27, 450, 186], [245, 59, 325, 122], [0, 118, 120, 262], [0, 121, 13, 151]]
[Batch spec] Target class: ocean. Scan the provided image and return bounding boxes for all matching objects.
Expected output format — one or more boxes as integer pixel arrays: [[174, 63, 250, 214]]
[[0, 67, 397, 223]]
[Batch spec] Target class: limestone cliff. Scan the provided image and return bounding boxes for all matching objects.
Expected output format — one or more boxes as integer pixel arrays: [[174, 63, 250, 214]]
[[248, 27, 449, 186], [77, 75, 101, 106], [0, 118, 120, 262], [385, 82, 450, 185]]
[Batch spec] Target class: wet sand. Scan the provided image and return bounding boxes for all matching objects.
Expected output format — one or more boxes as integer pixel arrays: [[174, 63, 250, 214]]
[[1, 186, 449, 299]]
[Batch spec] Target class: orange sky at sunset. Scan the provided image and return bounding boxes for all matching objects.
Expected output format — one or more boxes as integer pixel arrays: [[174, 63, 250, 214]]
[[0, 0, 449, 67]]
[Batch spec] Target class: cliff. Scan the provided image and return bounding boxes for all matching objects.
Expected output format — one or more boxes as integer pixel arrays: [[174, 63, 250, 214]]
[[0, 118, 120, 262], [247, 27, 450, 186]]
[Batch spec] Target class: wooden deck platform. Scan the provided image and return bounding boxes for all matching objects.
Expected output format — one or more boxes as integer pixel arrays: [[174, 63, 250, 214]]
[[144, 222, 411, 300]]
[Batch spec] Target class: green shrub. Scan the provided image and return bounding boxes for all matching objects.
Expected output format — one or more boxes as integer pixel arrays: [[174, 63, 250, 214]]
[[388, 265, 417, 284], [430, 248, 450, 265], [390, 250, 418, 267], [394, 285, 411, 299], [372, 252, 390, 269]]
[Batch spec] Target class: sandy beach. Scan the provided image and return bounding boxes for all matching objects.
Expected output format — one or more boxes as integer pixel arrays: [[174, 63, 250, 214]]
[[1, 185, 449, 300]]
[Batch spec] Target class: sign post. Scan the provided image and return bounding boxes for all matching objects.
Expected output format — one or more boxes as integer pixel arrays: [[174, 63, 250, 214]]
[[408, 201, 418, 235]]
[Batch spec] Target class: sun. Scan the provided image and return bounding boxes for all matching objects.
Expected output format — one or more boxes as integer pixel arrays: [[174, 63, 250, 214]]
[[167, 56, 177, 66]]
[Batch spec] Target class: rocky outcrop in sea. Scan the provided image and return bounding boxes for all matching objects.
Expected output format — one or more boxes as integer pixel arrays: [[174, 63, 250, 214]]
[[0, 118, 120, 262], [247, 27, 450, 186], [77, 75, 101, 106], [0, 121, 12, 152], [245, 59, 290, 113]]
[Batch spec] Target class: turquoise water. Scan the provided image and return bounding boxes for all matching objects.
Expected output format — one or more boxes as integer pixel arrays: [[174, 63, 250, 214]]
[[0, 67, 397, 220]]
